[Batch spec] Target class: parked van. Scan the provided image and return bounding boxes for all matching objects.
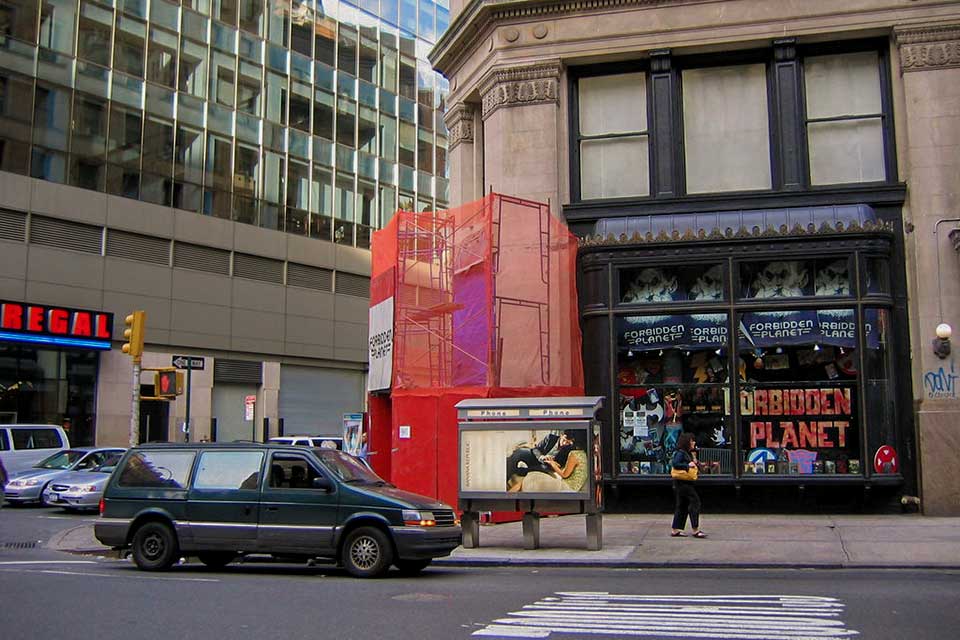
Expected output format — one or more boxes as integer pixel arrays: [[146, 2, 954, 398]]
[[95, 442, 461, 578], [0, 425, 70, 475]]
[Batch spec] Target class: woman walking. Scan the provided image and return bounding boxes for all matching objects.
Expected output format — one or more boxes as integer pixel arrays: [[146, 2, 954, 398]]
[[670, 432, 707, 538]]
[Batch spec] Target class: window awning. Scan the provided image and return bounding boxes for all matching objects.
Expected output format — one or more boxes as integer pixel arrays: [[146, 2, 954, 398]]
[[588, 204, 888, 245]]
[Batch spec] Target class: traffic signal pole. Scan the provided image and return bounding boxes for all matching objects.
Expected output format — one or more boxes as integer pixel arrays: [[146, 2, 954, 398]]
[[122, 311, 146, 448], [129, 360, 141, 448]]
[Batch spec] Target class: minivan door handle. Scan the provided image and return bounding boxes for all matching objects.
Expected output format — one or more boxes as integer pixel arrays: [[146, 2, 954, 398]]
[[266, 506, 279, 512], [244, 506, 253, 515]]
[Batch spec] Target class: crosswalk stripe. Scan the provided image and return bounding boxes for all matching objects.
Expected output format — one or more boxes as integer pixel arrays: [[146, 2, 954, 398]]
[[474, 592, 859, 639]]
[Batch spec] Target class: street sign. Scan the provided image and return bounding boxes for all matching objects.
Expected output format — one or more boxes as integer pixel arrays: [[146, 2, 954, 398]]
[[172, 355, 205, 370], [244, 395, 256, 421]]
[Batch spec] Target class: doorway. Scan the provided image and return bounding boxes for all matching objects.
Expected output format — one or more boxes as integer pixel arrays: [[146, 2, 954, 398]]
[[139, 384, 170, 443]]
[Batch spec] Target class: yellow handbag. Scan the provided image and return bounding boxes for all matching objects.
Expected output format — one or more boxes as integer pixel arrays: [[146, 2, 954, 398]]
[[670, 466, 699, 481]]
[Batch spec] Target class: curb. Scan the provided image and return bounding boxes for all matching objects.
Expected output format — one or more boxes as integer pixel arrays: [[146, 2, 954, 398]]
[[432, 558, 960, 570]]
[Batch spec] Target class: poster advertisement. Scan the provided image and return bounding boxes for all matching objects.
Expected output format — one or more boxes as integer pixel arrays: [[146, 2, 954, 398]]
[[460, 427, 591, 497], [367, 296, 394, 391], [343, 413, 364, 458]]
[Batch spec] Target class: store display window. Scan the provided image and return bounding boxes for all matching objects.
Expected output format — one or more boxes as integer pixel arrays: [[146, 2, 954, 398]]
[[619, 263, 727, 304], [616, 313, 733, 476], [737, 307, 862, 475], [739, 257, 854, 299]]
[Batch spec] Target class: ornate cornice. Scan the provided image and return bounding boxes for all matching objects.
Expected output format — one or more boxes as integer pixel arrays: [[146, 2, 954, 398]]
[[578, 219, 894, 248], [444, 103, 476, 150], [479, 61, 562, 119], [895, 24, 960, 72], [430, 0, 693, 74]]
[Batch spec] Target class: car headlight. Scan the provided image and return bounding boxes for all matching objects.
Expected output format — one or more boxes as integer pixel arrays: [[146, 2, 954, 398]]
[[13, 478, 42, 487], [402, 510, 436, 526]]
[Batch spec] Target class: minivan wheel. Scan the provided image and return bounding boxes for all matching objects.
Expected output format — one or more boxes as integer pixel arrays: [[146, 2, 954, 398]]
[[131, 522, 178, 571], [342, 526, 393, 578], [394, 559, 431, 575], [197, 552, 236, 569]]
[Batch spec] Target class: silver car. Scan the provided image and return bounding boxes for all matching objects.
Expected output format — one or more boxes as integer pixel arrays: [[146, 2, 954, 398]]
[[3, 447, 126, 505], [42, 452, 125, 511]]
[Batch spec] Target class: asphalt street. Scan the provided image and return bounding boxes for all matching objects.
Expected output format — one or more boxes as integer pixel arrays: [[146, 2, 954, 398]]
[[3, 505, 960, 639]]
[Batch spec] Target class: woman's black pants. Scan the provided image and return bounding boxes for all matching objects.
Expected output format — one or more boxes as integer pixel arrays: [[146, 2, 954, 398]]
[[672, 481, 701, 530]]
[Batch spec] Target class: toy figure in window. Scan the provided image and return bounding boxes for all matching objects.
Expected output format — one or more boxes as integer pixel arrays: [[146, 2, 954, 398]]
[[751, 261, 808, 298], [623, 267, 678, 303], [814, 259, 851, 296]]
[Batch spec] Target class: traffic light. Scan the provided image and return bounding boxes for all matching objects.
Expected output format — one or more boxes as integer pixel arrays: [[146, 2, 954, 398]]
[[121, 311, 146, 360], [154, 370, 184, 399]]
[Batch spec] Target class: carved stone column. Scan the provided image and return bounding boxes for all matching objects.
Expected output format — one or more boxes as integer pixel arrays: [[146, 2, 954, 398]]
[[895, 23, 960, 515], [478, 61, 562, 207], [444, 102, 479, 206]]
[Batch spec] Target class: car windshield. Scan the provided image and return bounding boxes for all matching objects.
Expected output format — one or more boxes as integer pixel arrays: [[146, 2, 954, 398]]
[[313, 450, 384, 484], [36, 450, 86, 470]]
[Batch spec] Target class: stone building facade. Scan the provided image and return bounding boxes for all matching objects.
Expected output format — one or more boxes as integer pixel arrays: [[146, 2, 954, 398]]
[[432, 0, 960, 514]]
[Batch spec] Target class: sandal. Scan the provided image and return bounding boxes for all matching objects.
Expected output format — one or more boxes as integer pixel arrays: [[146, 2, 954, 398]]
[[692, 531, 708, 538], [670, 531, 687, 537]]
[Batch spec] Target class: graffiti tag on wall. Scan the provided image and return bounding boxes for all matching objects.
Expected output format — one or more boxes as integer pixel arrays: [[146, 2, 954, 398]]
[[923, 361, 958, 399]]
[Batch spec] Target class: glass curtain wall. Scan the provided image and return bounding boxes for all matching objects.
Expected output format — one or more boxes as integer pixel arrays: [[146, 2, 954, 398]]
[[0, 0, 452, 248]]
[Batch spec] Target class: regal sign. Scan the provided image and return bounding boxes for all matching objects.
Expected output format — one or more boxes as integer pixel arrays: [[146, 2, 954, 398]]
[[0, 300, 114, 350]]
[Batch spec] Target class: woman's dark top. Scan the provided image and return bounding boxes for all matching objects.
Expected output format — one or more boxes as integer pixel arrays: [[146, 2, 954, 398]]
[[671, 449, 696, 484]]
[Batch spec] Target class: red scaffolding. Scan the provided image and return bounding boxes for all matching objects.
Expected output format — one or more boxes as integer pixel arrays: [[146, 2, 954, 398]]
[[368, 193, 584, 506]]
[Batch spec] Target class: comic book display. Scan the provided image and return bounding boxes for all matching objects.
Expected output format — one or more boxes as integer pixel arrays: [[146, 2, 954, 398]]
[[615, 259, 897, 478]]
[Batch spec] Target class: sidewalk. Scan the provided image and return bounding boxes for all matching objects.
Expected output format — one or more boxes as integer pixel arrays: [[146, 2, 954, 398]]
[[48, 513, 960, 569]]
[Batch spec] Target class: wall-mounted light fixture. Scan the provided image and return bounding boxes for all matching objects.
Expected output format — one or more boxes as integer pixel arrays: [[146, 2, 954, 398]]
[[933, 322, 952, 359]]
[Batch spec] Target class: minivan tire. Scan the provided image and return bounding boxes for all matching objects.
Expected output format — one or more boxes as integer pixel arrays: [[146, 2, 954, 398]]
[[394, 559, 431, 575], [342, 526, 393, 578], [132, 522, 179, 571]]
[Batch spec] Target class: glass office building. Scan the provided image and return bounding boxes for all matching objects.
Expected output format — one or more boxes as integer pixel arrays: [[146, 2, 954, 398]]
[[0, 0, 451, 248]]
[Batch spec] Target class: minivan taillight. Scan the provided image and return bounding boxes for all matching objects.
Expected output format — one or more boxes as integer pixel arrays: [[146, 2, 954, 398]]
[[98, 498, 105, 516]]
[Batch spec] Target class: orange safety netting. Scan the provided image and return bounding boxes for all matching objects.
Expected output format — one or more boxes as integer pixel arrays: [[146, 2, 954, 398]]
[[370, 193, 584, 393]]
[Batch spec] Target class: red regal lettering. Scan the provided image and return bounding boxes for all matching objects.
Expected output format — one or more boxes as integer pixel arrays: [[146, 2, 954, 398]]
[[27, 306, 44, 332], [72, 312, 92, 337], [1, 303, 23, 330], [95, 314, 111, 338], [48, 308, 69, 334]]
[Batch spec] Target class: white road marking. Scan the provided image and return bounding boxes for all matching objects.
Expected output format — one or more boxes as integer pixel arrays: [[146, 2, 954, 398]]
[[474, 593, 859, 639], [0, 560, 97, 565], [0, 567, 219, 582]]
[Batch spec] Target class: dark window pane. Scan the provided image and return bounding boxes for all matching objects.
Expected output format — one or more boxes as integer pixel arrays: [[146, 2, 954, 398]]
[[359, 34, 377, 84], [336, 97, 355, 147], [140, 171, 173, 205], [70, 92, 108, 165], [77, 1, 113, 67], [39, 0, 76, 54], [107, 103, 143, 163], [399, 54, 415, 100], [338, 26, 357, 76], [31, 146, 66, 182], [175, 125, 204, 184], [313, 89, 334, 140], [290, 0, 311, 56], [290, 91, 310, 132], [33, 82, 71, 151], [141, 117, 174, 175], [114, 16, 146, 77], [215, 0, 237, 25], [234, 143, 259, 195], [0, 71, 34, 145], [205, 133, 233, 192], [237, 61, 261, 115], [315, 14, 336, 66], [239, 0, 262, 35], [146, 27, 178, 88], [106, 163, 139, 198], [0, 0, 39, 43]]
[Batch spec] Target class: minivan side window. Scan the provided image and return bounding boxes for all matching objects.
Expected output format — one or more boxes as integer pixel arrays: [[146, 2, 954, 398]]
[[193, 451, 264, 490], [269, 454, 327, 489], [11, 428, 62, 450], [0, 431, 8, 451], [117, 451, 196, 489]]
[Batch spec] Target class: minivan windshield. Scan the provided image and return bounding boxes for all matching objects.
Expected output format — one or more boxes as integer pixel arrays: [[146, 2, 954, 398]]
[[313, 450, 385, 484], [36, 450, 86, 470]]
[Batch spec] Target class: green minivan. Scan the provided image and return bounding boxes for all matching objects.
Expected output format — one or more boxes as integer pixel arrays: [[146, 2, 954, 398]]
[[95, 443, 461, 578]]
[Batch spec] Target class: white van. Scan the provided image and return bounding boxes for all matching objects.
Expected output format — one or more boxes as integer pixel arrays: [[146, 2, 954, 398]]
[[0, 425, 71, 475]]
